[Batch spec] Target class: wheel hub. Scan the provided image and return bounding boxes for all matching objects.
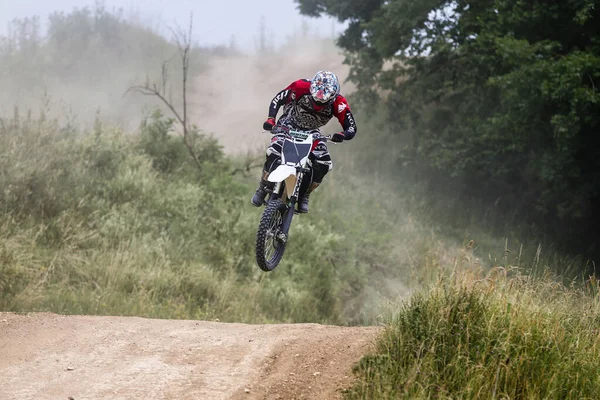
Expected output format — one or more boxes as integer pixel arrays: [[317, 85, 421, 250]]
[[276, 232, 288, 244]]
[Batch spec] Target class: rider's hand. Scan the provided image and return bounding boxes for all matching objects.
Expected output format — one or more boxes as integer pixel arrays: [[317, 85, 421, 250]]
[[332, 132, 345, 143], [263, 117, 276, 131]]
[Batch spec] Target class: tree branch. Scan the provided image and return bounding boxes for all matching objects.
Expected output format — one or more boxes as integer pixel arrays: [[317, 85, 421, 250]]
[[126, 12, 202, 170], [125, 85, 184, 126], [230, 155, 264, 176]]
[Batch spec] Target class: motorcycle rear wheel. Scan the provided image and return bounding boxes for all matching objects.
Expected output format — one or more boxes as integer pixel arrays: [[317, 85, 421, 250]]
[[256, 199, 288, 271]]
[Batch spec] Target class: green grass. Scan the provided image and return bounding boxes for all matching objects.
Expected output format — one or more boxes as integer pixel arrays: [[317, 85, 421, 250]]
[[0, 111, 405, 325], [345, 252, 600, 399]]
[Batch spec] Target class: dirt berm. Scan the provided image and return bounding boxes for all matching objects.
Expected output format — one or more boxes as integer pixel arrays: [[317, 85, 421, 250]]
[[0, 313, 380, 400]]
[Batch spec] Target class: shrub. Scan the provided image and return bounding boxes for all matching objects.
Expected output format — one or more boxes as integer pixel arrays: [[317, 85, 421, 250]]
[[346, 266, 600, 399]]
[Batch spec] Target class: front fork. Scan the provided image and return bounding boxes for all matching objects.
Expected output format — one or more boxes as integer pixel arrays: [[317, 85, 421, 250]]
[[276, 168, 307, 242]]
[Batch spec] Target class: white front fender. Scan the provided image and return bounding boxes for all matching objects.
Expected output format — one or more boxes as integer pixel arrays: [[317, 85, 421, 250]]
[[268, 165, 296, 183]]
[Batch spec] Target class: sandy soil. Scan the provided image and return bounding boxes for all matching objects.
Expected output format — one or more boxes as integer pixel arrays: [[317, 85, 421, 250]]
[[0, 313, 380, 400]]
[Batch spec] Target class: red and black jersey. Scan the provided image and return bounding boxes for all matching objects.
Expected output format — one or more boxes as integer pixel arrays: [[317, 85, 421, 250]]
[[268, 79, 357, 139]]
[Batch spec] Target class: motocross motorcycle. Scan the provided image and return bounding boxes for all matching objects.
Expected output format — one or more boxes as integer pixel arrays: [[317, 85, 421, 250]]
[[255, 125, 332, 272]]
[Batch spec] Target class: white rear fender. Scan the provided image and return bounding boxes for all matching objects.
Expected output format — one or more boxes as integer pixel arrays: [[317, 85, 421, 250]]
[[268, 165, 296, 183]]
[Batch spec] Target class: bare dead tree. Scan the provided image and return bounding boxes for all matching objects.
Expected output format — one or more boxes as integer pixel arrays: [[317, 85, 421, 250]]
[[127, 13, 201, 169]]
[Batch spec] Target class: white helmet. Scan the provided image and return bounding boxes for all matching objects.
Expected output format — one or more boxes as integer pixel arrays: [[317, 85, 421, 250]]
[[309, 70, 340, 106]]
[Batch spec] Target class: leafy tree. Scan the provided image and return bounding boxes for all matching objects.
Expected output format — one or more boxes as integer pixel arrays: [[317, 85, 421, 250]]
[[297, 0, 600, 254]]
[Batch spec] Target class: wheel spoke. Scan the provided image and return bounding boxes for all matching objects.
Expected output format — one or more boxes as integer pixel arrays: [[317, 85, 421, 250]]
[[264, 210, 283, 262]]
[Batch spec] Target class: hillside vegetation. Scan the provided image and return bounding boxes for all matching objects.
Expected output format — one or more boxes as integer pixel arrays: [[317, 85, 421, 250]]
[[0, 111, 394, 324]]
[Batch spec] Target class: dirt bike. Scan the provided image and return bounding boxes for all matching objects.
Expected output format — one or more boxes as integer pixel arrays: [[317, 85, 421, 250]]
[[255, 125, 333, 272]]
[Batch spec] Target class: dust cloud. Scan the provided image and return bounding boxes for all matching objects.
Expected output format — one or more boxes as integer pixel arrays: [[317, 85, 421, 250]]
[[1, 35, 351, 152], [191, 41, 352, 154], [0, 17, 178, 129]]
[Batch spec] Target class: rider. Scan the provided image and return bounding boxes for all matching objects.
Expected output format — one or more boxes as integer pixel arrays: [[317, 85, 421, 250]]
[[251, 70, 358, 213]]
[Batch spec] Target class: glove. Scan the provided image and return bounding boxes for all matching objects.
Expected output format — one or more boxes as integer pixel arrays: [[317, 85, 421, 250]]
[[331, 132, 345, 143], [263, 117, 276, 131]]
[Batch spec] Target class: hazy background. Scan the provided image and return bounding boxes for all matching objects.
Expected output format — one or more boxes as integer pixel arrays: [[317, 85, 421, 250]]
[[0, 0, 349, 151], [0, 0, 344, 50]]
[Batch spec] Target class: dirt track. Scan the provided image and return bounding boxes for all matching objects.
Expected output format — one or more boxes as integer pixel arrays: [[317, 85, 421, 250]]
[[0, 313, 379, 400]]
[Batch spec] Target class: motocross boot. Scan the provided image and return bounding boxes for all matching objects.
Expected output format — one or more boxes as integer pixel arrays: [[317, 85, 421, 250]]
[[251, 170, 274, 207], [297, 182, 320, 214]]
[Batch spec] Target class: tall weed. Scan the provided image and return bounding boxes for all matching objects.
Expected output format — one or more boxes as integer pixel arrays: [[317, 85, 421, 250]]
[[0, 112, 374, 324], [346, 251, 600, 399]]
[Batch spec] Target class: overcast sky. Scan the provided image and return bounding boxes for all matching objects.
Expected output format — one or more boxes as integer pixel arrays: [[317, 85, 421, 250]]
[[0, 0, 342, 49]]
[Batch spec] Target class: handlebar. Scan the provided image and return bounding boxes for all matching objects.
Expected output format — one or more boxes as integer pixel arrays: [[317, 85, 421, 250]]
[[268, 124, 334, 143]]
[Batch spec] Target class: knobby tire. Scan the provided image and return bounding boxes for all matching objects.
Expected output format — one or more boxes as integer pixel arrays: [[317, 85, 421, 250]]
[[256, 199, 288, 271]]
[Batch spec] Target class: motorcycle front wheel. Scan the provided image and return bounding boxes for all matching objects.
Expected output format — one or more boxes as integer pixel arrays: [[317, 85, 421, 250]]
[[256, 199, 289, 271]]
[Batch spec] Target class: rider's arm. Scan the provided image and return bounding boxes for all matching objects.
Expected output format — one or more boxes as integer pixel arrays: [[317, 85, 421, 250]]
[[268, 84, 293, 118], [267, 79, 310, 119], [333, 96, 358, 140], [268, 88, 290, 119]]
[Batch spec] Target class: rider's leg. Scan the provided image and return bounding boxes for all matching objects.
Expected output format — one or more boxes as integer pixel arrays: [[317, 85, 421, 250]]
[[251, 136, 283, 207], [297, 142, 332, 213]]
